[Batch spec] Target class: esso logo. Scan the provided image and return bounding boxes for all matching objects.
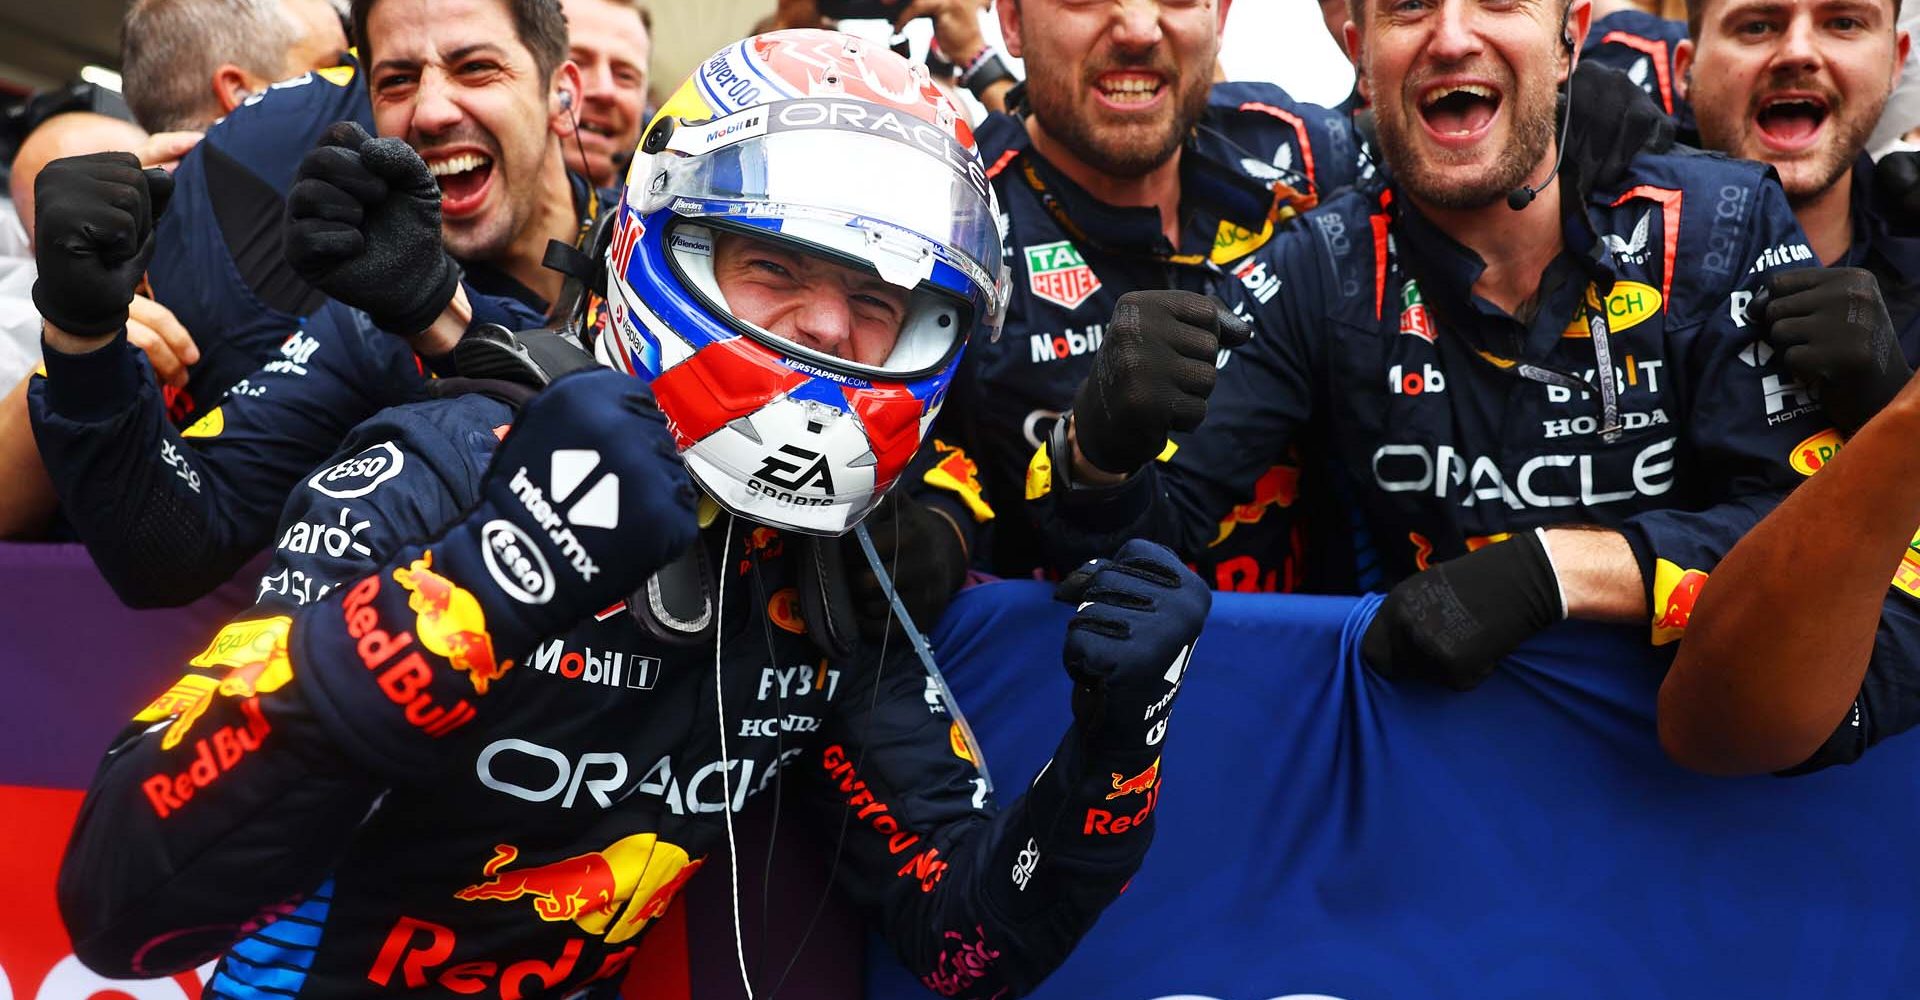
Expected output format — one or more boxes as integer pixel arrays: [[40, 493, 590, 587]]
[[479, 520, 555, 605], [309, 442, 405, 499]]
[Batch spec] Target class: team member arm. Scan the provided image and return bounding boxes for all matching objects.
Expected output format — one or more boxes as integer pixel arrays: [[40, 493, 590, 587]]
[[1660, 271, 1920, 775], [59, 374, 698, 977], [1026, 281, 1295, 571], [807, 541, 1208, 998], [29, 134, 544, 605]]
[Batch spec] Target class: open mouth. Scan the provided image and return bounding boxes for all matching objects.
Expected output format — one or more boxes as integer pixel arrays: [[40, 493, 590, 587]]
[[1419, 83, 1502, 141], [427, 151, 494, 217], [1094, 71, 1166, 109], [1754, 94, 1830, 150]]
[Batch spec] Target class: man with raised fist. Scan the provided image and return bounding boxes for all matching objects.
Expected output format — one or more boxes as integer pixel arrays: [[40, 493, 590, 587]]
[[57, 33, 1213, 999]]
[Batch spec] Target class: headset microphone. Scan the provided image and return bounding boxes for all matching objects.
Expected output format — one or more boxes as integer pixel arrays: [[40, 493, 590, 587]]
[[1507, 32, 1578, 212]]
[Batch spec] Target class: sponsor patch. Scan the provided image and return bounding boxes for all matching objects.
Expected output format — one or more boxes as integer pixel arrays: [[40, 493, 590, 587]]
[[1790, 428, 1844, 476], [311, 442, 405, 499], [1023, 241, 1102, 310], [182, 407, 225, 439], [1651, 558, 1709, 646], [480, 520, 556, 606]]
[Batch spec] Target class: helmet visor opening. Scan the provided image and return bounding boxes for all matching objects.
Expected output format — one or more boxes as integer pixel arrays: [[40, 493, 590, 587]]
[[664, 218, 974, 380]]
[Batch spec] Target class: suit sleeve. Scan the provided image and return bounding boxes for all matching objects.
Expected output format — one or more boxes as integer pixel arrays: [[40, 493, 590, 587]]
[[1025, 227, 1322, 573], [1616, 176, 1833, 642], [803, 645, 1164, 998], [1785, 587, 1920, 774], [55, 412, 514, 977], [30, 304, 427, 607]]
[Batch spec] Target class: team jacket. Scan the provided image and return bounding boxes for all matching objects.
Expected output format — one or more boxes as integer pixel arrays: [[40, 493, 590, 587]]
[[1029, 147, 1835, 645], [1580, 11, 1695, 137], [146, 60, 371, 427], [934, 83, 1361, 592], [57, 394, 1170, 999], [29, 58, 592, 607], [1780, 154, 1920, 772]]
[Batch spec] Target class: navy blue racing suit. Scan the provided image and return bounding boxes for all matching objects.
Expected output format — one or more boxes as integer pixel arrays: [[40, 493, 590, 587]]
[[934, 82, 1362, 592], [1030, 147, 1835, 647], [145, 62, 368, 426], [29, 59, 588, 607], [1580, 10, 1695, 138], [57, 391, 1174, 998]]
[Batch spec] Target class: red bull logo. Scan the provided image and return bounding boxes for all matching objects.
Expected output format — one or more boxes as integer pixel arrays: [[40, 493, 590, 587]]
[[1651, 559, 1710, 645], [140, 617, 295, 750], [1212, 464, 1300, 545], [394, 552, 506, 694], [923, 440, 993, 522], [767, 587, 806, 635], [454, 833, 703, 945], [1106, 757, 1160, 800]]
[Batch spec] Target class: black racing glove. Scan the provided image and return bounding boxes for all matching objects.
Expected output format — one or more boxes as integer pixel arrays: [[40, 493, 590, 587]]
[[32, 153, 174, 337], [285, 120, 461, 336], [444, 369, 700, 647], [1753, 268, 1908, 435], [1069, 290, 1252, 477], [1558, 62, 1676, 201], [849, 493, 968, 643], [1055, 539, 1212, 761], [1874, 151, 1920, 230], [1362, 529, 1565, 691]]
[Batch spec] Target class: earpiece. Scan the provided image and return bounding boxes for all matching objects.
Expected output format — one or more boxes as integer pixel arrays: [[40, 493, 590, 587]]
[[1565, 31, 1576, 51], [559, 90, 574, 111]]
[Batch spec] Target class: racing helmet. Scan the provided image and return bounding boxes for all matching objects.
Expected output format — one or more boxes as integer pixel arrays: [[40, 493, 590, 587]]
[[598, 29, 1008, 536]]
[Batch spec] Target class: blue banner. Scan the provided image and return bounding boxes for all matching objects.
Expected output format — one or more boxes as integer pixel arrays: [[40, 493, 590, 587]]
[[869, 583, 1920, 1000]]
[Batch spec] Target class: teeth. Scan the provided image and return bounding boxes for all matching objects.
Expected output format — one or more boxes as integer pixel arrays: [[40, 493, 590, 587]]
[[582, 122, 613, 137], [1423, 83, 1497, 107], [427, 153, 491, 177], [1099, 75, 1161, 101]]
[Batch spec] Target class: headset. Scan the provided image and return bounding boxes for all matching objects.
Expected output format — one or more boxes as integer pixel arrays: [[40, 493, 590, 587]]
[[1506, 28, 1579, 211]]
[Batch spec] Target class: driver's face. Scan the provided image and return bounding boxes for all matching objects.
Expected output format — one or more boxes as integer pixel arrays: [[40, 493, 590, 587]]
[[712, 232, 909, 367]]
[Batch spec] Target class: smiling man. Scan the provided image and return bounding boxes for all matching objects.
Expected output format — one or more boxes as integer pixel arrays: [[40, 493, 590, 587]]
[[557, 0, 649, 188], [27, 0, 596, 609], [1027, 0, 1885, 691], [930, 0, 1360, 592], [355, 0, 592, 310]]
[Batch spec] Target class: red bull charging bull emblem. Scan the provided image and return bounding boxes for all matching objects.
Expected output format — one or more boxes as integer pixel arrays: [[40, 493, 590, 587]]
[[923, 440, 993, 522], [1651, 558, 1710, 645], [1106, 757, 1160, 800], [454, 833, 704, 944], [394, 552, 507, 694], [137, 616, 296, 750], [1212, 464, 1299, 546]]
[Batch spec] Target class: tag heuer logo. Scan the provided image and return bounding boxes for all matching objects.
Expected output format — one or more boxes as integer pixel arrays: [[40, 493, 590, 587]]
[[1399, 280, 1436, 343], [1024, 241, 1102, 310]]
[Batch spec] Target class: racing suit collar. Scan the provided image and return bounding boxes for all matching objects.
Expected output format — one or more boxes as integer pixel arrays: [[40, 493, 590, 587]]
[[1007, 119, 1279, 262], [462, 171, 608, 319], [1389, 186, 1618, 363]]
